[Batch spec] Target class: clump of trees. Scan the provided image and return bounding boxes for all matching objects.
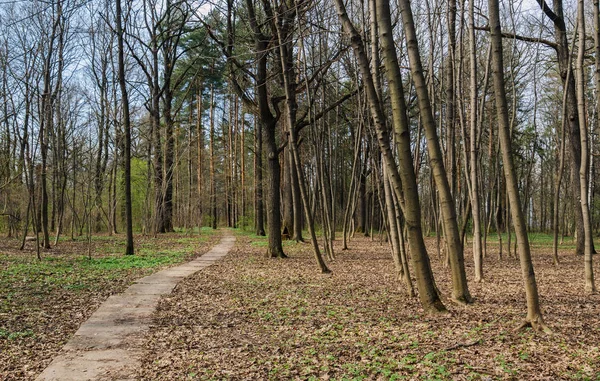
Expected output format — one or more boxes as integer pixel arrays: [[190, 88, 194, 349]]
[[1, 0, 599, 326]]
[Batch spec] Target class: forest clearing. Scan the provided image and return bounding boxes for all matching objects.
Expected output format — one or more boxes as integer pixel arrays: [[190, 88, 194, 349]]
[[1, 230, 600, 380]]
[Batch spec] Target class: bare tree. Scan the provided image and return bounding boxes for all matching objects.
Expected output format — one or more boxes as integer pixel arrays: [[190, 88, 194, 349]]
[[116, 0, 134, 255], [489, 0, 547, 330]]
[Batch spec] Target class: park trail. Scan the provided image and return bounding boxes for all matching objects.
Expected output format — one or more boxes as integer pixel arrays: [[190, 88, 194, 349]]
[[35, 231, 236, 381]]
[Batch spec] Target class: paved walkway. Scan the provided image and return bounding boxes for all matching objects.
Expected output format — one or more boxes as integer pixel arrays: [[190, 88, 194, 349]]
[[36, 233, 236, 381]]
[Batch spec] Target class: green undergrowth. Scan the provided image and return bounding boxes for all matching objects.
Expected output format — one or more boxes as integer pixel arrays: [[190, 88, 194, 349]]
[[425, 230, 582, 251], [233, 228, 297, 248], [478, 231, 580, 250], [0, 229, 218, 317], [236, 228, 585, 254]]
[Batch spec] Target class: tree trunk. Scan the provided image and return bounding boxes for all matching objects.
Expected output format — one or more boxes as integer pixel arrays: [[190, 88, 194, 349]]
[[116, 0, 134, 255], [274, 4, 328, 272], [576, 0, 596, 293], [489, 0, 547, 330], [468, 0, 483, 282], [196, 87, 204, 230], [536, 0, 593, 256], [209, 85, 217, 229], [396, 0, 473, 302], [255, 117, 265, 236], [337, 0, 446, 313]]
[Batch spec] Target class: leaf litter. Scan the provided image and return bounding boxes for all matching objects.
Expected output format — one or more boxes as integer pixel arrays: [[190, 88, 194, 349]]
[[0, 231, 220, 381], [138, 233, 600, 380]]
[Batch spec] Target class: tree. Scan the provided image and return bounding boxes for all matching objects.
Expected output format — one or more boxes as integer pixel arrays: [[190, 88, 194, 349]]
[[575, 0, 595, 293], [336, 0, 446, 313], [535, 0, 595, 257], [274, 0, 330, 273], [489, 0, 547, 330], [395, 0, 473, 301], [116, 0, 134, 255]]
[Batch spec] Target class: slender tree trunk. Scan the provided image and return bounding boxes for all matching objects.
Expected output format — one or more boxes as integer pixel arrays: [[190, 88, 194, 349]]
[[241, 110, 246, 229], [384, 165, 414, 295], [468, 0, 483, 282], [337, 0, 446, 313], [536, 0, 593, 256], [196, 87, 203, 230], [209, 85, 217, 229], [395, 0, 472, 302], [446, 0, 457, 197], [576, 0, 596, 293], [163, 82, 176, 232], [553, 45, 572, 265], [39, 1, 63, 250], [489, 0, 547, 330], [342, 120, 362, 250], [254, 117, 265, 236], [274, 5, 329, 272]]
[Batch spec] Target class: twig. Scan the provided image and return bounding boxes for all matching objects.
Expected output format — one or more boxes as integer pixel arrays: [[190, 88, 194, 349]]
[[444, 339, 481, 351]]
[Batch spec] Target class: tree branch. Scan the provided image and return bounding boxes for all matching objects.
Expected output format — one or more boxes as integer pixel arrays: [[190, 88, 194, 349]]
[[475, 25, 558, 51], [296, 89, 358, 132]]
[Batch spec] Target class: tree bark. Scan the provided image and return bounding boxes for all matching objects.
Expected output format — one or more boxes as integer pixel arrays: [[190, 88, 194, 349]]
[[395, 0, 473, 302], [336, 0, 446, 313], [489, 0, 547, 330], [575, 0, 596, 293], [468, 0, 483, 282], [535, 0, 593, 256], [116, 0, 134, 255]]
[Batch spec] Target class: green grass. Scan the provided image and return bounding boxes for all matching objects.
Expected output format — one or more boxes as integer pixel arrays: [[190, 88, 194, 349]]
[[483, 231, 580, 250], [0, 230, 218, 316]]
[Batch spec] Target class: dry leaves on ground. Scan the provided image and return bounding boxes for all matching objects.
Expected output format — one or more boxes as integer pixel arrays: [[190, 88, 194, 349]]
[[0, 230, 220, 381], [139, 232, 600, 380]]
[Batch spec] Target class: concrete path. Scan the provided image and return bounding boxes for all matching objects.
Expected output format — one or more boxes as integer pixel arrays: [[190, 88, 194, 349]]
[[36, 233, 235, 381]]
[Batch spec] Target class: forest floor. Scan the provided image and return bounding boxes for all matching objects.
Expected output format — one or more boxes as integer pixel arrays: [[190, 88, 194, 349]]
[[3, 229, 600, 380], [136, 231, 600, 380], [0, 228, 221, 380]]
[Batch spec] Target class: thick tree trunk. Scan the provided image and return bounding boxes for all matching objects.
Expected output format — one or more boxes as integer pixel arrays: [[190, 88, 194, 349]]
[[264, 119, 286, 258], [116, 0, 134, 255], [282, 148, 294, 237], [290, 148, 303, 241], [243, 0, 284, 256]]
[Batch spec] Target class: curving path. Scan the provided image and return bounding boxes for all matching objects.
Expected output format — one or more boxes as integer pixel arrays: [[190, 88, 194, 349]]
[[36, 232, 236, 381]]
